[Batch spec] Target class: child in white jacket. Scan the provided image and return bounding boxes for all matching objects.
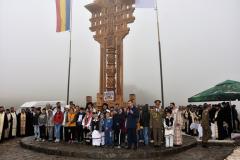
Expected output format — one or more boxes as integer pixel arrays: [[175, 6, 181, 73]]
[[164, 109, 174, 148]]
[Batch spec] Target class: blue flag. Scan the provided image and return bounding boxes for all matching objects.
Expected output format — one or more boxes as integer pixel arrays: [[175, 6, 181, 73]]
[[135, 0, 155, 8]]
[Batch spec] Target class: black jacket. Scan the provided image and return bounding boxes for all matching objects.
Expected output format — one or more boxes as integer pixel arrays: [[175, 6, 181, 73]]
[[74, 112, 85, 125], [113, 113, 121, 130], [32, 113, 40, 125], [140, 105, 150, 127], [126, 106, 139, 129]]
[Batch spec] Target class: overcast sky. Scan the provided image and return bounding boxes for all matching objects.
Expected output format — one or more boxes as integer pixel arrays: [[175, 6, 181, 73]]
[[0, 0, 240, 107]]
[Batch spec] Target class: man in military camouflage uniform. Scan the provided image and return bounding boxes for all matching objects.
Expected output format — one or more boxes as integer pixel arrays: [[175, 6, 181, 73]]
[[150, 100, 164, 147], [201, 104, 212, 148]]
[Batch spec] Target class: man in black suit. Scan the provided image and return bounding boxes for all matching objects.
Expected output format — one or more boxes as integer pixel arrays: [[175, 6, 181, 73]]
[[126, 100, 139, 150]]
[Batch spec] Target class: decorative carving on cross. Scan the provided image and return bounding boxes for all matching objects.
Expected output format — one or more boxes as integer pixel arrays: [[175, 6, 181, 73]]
[[86, 0, 135, 108]]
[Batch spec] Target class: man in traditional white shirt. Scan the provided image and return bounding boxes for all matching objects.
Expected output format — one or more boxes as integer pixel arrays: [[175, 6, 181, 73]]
[[10, 107, 17, 138], [0, 106, 8, 142]]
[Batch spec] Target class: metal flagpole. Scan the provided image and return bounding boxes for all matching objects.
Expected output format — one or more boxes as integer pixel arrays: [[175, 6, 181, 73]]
[[154, 0, 165, 108], [67, 0, 73, 105]]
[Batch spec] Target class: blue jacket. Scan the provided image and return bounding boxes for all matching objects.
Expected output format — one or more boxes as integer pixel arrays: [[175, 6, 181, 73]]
[[104, 118, 113, 131], [126, 106, 139, 129]]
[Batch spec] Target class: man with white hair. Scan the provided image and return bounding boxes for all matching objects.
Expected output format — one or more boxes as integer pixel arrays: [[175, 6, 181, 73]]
[[0, 106, 9, 142]]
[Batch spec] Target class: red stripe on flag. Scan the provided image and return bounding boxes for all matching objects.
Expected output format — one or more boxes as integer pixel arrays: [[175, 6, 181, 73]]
[[56, 0, 61, 32]]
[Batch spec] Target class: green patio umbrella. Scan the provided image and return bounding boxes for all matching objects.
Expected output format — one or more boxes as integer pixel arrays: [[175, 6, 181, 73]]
[[188, 80, 240, 102]]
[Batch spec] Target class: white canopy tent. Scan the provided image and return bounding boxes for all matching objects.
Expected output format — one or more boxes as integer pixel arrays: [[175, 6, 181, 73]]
[[18, 101, 66, 114], [20, 101, 66, 108]]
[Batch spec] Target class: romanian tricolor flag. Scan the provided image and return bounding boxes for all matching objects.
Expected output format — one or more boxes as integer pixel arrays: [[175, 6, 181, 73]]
[[56, 0, 71, 32]]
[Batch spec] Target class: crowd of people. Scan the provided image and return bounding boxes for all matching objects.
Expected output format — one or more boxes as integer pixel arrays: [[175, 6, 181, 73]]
[[0, 101, 239, 149], [181, 102, 240, 140]]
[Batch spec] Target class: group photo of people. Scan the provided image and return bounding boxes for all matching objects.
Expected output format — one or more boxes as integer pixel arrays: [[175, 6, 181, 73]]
[[181, 102, 240, 141], [0, 100, 239, 149]]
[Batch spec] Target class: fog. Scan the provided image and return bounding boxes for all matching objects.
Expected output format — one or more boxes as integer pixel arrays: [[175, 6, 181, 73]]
[[0, 0, 240, 107]]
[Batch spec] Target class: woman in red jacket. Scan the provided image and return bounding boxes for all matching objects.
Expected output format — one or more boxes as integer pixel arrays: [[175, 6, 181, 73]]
[[53, 106, 63, 143]]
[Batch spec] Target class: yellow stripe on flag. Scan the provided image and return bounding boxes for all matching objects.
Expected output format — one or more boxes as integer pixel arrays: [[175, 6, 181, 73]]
[[60, 0, 66, 32]]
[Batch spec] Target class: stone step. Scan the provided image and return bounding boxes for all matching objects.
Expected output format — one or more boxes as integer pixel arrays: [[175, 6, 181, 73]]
[[20, 135, 197, 159], [225, 147, 240, 160]]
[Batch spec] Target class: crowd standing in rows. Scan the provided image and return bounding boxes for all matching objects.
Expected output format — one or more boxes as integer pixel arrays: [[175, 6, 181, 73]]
[[0, 101, 239, 149], [181, 102, 239, 142]]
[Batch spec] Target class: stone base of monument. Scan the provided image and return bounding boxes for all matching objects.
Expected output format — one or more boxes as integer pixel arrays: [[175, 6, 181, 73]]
[[20, 135, 197, 159]]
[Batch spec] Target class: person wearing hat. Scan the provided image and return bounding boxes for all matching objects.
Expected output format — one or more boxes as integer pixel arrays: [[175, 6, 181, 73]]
[[164, 108, 174, 148], [150, 100, 164, 147]]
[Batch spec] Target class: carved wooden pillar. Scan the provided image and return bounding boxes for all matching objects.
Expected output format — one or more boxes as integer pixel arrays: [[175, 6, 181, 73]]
[[86, 0, 135, 108]]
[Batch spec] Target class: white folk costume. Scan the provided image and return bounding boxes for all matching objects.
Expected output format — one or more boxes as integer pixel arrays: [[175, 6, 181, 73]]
[[211, 123, 216, 139], [92, 130, 101, 146], [190, 110, 197, 135], [211, 110, 220, 139], [92, 117, 101, 146], [0, 112, 8, 142], [174, 109, 183, 145], [0, 112, 5, 141], [197, 124, 203, 139], [164, 115, 174, 148], [4, 113, 12, 139], [11, 112, 17, 137]]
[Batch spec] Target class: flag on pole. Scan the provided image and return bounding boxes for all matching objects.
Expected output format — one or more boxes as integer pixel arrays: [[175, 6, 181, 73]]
[[135, 0, 155, 8], [56, 0, 71, 32]]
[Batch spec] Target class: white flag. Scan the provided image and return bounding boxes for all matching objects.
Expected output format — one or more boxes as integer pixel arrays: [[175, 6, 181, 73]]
[[135, 0, 155, 8]]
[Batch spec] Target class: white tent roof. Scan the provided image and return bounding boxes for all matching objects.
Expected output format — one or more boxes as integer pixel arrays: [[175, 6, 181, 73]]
[[20, 101, 66, 108]]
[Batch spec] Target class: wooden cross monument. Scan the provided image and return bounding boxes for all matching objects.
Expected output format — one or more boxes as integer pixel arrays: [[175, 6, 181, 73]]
[[86, 0, 135, 108]]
